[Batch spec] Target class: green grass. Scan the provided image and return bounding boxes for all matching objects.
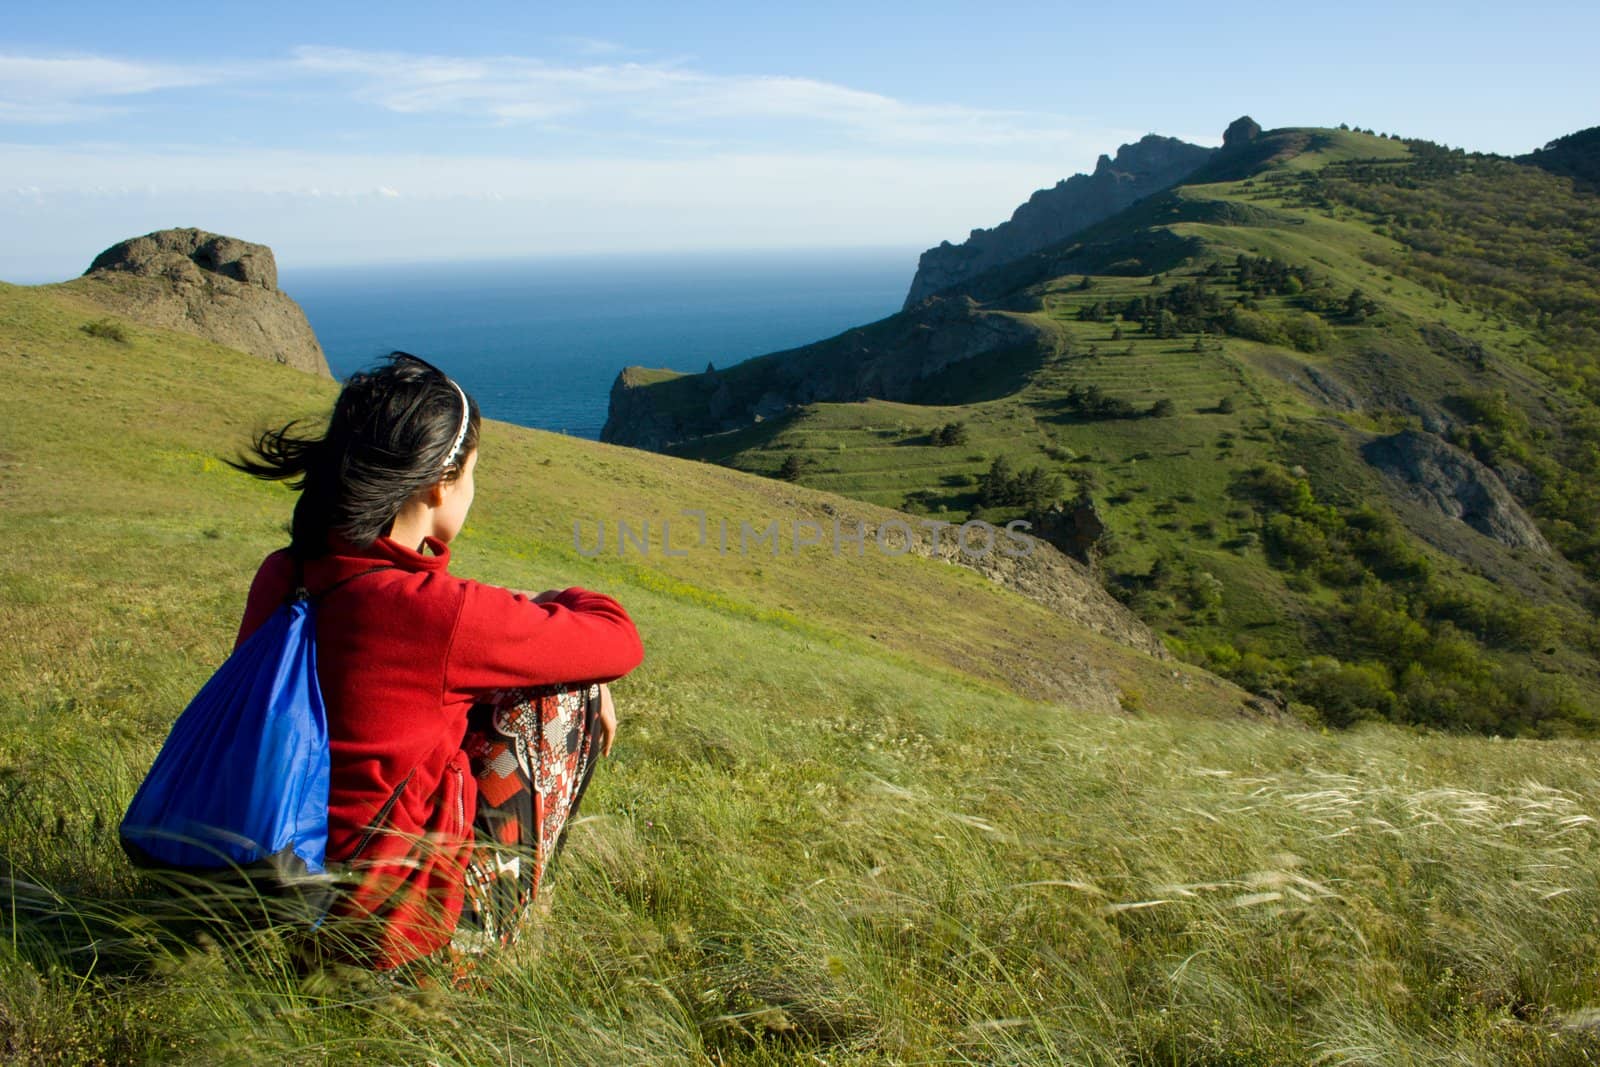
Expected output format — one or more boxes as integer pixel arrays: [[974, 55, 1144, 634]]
[[5, 267, 1600, 1061]]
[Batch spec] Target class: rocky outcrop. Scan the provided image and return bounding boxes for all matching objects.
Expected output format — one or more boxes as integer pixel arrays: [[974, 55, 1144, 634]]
[[1223, 115, 1263, 148], [1030, 497, 1109, 564], [903, 132, 1217, 308], [602, 294, 1045, 449], [70, 229, 330, 376], [1360, 430, 1550, 553]]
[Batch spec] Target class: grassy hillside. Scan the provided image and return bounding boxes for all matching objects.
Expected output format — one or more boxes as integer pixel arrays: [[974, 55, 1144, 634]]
[[647, 127, 1600, 739], [5, 282, 1600, 1063]]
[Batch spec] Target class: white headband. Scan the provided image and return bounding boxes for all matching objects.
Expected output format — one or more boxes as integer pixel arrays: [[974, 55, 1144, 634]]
[[442, 379, 470, 471]]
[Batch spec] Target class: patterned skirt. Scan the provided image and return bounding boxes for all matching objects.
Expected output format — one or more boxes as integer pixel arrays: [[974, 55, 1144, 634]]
[[450, 681, 603, 955]]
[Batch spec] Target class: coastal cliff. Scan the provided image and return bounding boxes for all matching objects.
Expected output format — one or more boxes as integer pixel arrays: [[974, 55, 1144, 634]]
[[601, 294, 1045, 450], [602, 119, 1267, 454]]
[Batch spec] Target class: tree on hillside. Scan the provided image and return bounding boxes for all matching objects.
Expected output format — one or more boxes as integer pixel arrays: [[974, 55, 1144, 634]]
[[977, 455, 1015, 505], [777, 454, 804, 481], [1344, 288, 1379, 321], [977, 455, 1065, 512]]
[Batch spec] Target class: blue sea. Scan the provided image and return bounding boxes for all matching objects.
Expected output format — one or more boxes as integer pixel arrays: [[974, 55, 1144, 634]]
[[280, 248, 917, 440]]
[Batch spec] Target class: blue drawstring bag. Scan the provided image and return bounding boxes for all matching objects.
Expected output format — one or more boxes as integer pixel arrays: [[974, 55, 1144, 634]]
[[121, 565, 391, 904]]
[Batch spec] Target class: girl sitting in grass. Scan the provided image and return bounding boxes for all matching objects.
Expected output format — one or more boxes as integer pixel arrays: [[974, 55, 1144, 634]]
[[228, 352, 644, 972]]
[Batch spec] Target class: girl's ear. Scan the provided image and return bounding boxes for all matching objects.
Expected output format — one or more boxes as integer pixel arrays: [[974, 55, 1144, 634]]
[[423, 479, 447, 508]]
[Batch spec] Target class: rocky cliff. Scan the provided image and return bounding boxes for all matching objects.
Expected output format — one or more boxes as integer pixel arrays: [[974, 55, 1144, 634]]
[[68, 229, 330, 376], [902, 132, 1218, 308]]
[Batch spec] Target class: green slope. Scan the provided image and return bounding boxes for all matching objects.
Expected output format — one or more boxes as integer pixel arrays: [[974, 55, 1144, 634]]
[[640, 127, 1600, 738], [5, 261, 1600, 1062]]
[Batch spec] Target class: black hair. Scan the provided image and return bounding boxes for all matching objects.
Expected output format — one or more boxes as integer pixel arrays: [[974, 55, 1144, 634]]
[[228, 352, 481, 559]]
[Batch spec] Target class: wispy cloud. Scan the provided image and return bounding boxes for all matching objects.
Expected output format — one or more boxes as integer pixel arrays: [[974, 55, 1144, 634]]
[[291, 46, 697, 124], [0, 44, 1154, 274], [286, 45, 1124, 150], [0, 53, 217, 123], [552, 36, 645, 58], [0, 43, 1137, 156]]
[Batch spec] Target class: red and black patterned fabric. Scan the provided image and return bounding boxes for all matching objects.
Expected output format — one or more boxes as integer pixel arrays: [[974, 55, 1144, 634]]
[[451, 681, 603, 954]]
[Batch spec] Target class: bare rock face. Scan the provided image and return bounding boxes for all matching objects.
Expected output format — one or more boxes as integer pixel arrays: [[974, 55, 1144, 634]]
[[903, 132, 1216, 308], [1361, 430, 1550, 553], [1223, 115, 1262, 148], [73, 228, 330, 376], [1030, 497, 1109, 564]]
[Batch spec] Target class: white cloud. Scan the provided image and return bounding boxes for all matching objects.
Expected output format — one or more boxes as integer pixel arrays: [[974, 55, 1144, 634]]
[[289, 46, 696, 124], [551, 36, 644, 58], [0, 44, 1171, 275], [0, 43, 1146, 156], [0, 53, 216, 123], [287, 45, 1133, 151]]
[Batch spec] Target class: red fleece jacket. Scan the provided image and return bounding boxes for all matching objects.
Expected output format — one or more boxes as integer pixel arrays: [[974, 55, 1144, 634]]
[[235, 532, 644, 863]]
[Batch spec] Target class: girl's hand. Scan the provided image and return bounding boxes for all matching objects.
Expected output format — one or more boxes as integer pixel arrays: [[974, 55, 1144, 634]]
[[510, 587, 565, 604], [596, 683, 617, 757]]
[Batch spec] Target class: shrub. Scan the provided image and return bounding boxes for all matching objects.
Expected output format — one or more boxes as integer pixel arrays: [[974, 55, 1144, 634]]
[[1184, 571, 1225, 614], [81, 318, 129, 343], [1292, 657, 1398, 727], [1285, 313, 1333, 352], [1224, 308, 1287, 346]]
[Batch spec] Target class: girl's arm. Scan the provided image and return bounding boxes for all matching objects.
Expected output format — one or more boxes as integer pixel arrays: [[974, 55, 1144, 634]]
[[445, 581, 645, 694]]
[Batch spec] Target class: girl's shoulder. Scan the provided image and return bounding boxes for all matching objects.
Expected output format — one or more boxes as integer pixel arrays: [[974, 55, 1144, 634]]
[[249, 547, 298, 597]]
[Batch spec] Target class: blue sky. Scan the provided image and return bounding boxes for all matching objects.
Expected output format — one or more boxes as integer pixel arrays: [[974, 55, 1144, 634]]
[[3, 1, 1596, 280]]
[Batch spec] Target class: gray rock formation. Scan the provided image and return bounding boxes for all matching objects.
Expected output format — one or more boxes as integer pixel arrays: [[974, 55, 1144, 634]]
[[71, 228, 330, 376], [1030, 497, 1108, 564], [1223, 115, 1263, 148], [903, 132, 1217, 308], [1360, 430, 1550, 553]]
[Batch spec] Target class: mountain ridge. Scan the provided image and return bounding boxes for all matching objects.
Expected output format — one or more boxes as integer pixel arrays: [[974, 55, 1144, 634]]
[[600, 120, 1600, 737]]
